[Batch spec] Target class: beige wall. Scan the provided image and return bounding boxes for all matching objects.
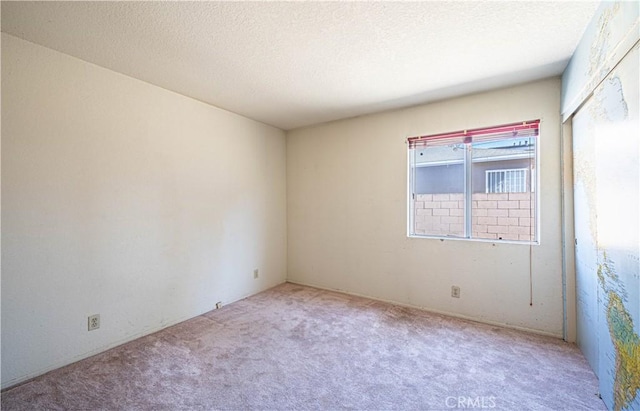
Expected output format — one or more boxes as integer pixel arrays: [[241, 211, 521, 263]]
[[287, 78, 564, 336], [1, 32, 568, 389], [1, 34, 287, 388]]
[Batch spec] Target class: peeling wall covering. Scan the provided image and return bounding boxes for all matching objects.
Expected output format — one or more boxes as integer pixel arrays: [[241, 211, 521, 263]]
[[561, 2, 639, 120], [563, 1, 640, 409]]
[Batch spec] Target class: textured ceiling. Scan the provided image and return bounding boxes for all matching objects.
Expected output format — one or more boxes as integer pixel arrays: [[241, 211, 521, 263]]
[[2, 1, 599, 130]]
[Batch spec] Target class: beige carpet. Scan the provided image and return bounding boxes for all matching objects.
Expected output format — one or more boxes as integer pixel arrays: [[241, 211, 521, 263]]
[[2, 282, 604, 410]]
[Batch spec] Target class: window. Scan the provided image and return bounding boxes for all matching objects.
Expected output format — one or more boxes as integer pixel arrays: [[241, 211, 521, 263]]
[[486, 168, 528, 193], [407, 120, 538, 242]]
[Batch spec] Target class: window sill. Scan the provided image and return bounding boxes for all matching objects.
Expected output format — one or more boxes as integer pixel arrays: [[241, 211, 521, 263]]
[[407, 234, 539, 246]]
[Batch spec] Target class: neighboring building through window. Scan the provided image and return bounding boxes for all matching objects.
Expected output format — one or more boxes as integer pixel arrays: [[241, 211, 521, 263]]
[[407, 120, 539, 242], [486, 168, 528, 193]]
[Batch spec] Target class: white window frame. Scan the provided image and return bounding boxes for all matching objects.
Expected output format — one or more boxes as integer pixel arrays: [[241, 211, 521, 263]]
[[407, 121, 540, 244]]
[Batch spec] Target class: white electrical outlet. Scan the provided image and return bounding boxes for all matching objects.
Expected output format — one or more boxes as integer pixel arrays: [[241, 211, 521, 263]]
[[253, 269, 259, 279], [451, 286, 461, 298], [88, 314, 100, 331]]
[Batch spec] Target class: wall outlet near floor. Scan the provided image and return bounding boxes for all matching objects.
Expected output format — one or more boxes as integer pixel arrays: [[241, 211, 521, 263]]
[[216, 301, 222, 309], [451, 286, 461, 298], [253, 269, 259, 279], [88, 314, 100, 331]]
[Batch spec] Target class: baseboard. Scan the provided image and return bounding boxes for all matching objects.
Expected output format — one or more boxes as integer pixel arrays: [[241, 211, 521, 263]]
[[1, 279, 287, 391], [285, 279, 563, 340]]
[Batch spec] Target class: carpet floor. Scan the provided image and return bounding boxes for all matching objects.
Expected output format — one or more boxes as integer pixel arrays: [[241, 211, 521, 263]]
[[2, 282, 605, 410]]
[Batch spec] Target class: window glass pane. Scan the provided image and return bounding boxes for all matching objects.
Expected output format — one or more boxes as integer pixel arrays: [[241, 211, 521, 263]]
[[471, 136, 536, 241], [412, 142, 465, 237]]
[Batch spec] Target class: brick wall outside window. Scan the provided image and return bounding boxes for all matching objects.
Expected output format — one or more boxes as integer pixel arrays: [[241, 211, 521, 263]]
[[414, 192, 534, 241]]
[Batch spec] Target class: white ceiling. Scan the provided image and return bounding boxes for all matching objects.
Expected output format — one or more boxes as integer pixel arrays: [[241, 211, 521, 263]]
[[2, 1, 599, 130]]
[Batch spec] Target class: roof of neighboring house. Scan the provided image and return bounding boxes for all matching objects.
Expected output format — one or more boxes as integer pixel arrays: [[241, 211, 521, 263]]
[[415, 144, 534, 167]]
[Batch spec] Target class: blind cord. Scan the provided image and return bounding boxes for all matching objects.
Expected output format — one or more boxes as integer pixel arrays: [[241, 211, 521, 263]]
[[530, 240, 533, 306], [529, 139, 534, 306]]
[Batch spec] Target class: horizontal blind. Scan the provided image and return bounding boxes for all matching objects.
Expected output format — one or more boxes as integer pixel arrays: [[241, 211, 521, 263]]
[[408, 120, 539, 148]]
